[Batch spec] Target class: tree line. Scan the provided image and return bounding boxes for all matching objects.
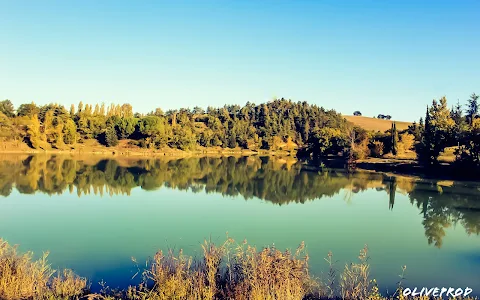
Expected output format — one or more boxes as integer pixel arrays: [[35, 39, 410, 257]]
[[0, 98, 351, 152], [411, 94, 479, 167], [344, 93, 480, 176], [1, 94, 480, 174]]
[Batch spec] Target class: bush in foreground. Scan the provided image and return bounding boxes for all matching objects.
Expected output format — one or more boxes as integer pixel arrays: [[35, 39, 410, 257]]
[[0, 239, 87, 299]]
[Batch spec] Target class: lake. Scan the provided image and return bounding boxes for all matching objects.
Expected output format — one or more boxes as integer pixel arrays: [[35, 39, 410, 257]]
[[0, 154, 479, 295]]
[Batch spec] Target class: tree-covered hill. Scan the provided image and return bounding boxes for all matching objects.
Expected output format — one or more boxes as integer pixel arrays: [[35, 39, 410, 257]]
[[0, 98, 351, 153]]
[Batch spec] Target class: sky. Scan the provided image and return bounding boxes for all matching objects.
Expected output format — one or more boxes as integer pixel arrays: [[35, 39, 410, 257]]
[[1, 0, 479, 121]]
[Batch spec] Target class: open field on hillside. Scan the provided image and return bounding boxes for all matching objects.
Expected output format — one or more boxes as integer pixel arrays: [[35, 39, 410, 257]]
[[344, 115, 412, 132]]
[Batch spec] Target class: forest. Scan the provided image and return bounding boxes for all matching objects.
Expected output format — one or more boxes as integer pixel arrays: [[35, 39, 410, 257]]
[[0, 98, 349, 153], [1, 94, 480, 174]]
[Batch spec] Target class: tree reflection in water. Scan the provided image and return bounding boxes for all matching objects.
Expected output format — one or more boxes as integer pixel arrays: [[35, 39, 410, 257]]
[[0, 155, 478, 248]]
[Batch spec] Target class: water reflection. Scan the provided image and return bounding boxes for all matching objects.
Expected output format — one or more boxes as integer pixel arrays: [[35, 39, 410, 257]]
[[0, 154, 479, 248]]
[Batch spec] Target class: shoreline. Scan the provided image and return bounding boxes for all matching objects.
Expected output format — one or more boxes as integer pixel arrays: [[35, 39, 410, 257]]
[[354, 158, 480, 182], [0, 148, 292, 158], [1, 148, 478, 182]]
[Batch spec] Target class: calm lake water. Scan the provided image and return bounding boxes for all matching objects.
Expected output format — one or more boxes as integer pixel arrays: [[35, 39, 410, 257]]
[[0, 155, 479, 295]]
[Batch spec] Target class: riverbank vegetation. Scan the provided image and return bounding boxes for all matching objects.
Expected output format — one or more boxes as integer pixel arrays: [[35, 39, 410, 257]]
[[0, 98, 349, 153], [0, 237, 476, 300], [2, 94, 480, 177], [362, 94, 480, 177]]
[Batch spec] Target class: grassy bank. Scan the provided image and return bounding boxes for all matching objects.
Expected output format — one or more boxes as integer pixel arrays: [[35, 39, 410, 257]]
[[0, 140, 294, 158], [0, 237, 476, 300]]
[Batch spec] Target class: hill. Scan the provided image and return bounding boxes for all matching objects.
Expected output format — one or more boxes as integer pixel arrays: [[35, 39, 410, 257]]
[[344, 115, 412, 132]]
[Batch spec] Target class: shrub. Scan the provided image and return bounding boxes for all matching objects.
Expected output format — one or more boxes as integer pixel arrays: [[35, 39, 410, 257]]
[[352, 139, 370, 160], [370, 141, 384, 157], [399, 133, 415, 153]]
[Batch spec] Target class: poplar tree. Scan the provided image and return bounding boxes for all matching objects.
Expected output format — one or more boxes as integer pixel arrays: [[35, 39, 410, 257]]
[[391, 122, 398, 155]]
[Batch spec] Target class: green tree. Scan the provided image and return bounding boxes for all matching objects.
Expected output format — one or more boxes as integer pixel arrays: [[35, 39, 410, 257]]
[[455, 118, 480, 170], [0, 112, 13, 140], [417, 98, 454, 166], [228, 132, 237, 148], [138, 116, 170, 147], [466, 93, 479, 125], [63, 119, 77, 144], [17, 102, 39, 117], [170, 126, 196, 150], [105, 126, 118, 147], [115, 117, 137, 139], [451, 100, 467, 143], [0, 100, 15, 118], [391, 122, 398, 155], [26, 115, 44, 149]]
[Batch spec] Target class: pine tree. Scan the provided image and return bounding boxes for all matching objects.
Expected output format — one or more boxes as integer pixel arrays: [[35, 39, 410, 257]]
[[417, 98, 454, 166], [451, 100, 466, 144], [417, 106, 433, 165], [466, 93, 479, 125], [105, 126, 118, 147]]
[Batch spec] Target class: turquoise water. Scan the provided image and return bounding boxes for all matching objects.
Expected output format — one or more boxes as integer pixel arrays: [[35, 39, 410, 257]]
[[0, 155, 479, 295]]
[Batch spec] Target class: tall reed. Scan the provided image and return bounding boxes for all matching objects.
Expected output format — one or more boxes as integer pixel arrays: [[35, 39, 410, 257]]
[[0, 237, 477, 300]]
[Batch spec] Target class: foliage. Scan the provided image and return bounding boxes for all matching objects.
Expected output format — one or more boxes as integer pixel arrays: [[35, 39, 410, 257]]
[[105, 126, 119, 147], [390, 123, 398, 155], [3, 93, 480, 174], [63, 119, 77, 144], [398, 133, 414, 153], [377, 114, 392, 120], [466, 93, 479, 125], [0, 100, 15, 118], [115, 117, 137, 139], [455, 118, 480, 169], [0, 112, 13, 139], [416, 97, 455, 166], [307, 127, 346, 157], [26, 115, 45, 149], [17, 102, 40, 118], [370, 141, 384, 157], [0, 98, 350, 154]]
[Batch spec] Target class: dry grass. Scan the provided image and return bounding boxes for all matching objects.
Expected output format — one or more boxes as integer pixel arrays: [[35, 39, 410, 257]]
[[125, 237, 316, 300], [0, 237, 477, 300], [344, 116, 411, 132], [382, 146, 457, 163], [0, 239, 87, 300]]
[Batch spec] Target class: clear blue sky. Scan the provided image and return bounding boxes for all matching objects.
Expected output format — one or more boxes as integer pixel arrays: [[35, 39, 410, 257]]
[[1, 0, 479, 121]]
